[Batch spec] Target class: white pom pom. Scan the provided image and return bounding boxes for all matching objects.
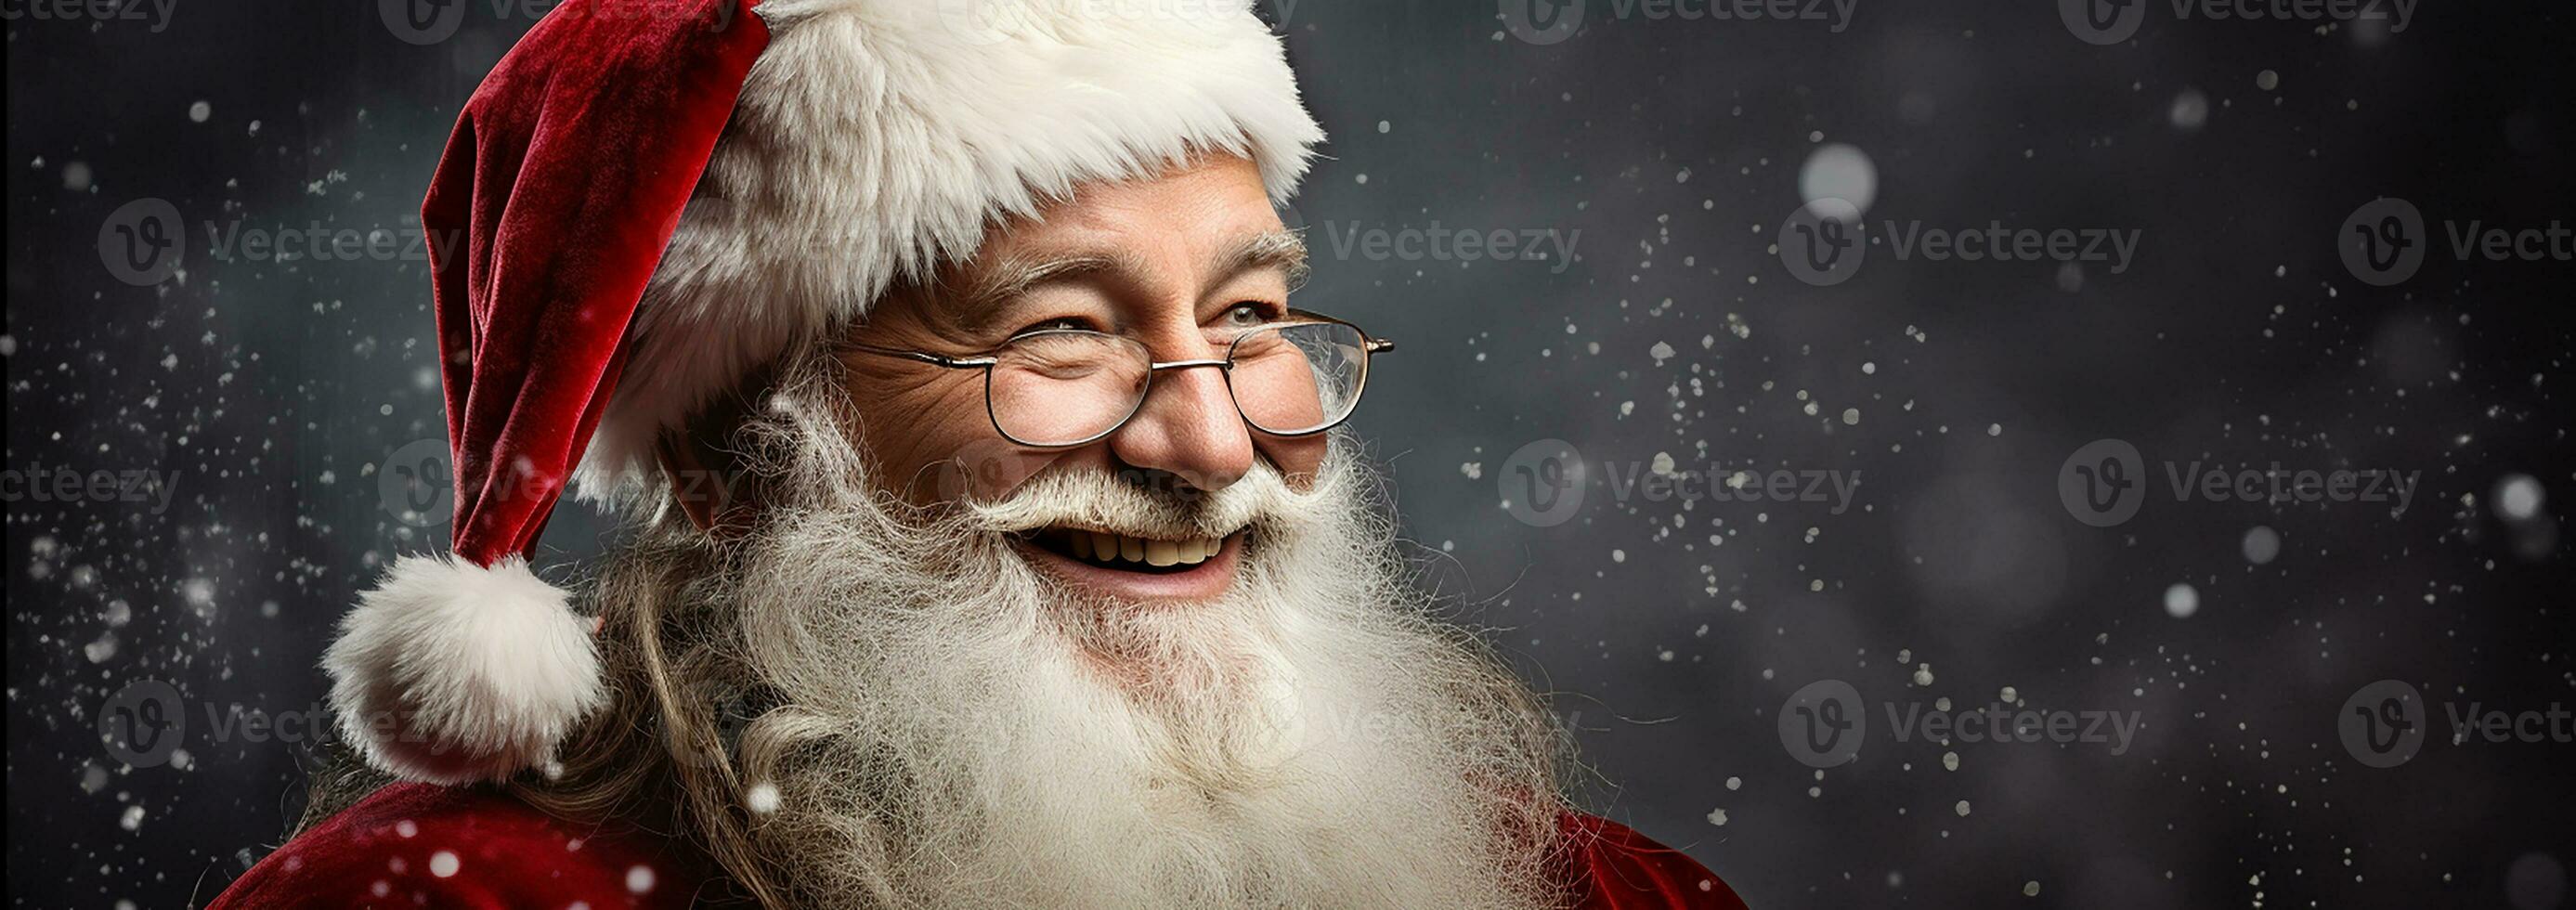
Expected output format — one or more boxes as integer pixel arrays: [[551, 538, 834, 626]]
[[325, 553, 604, 785]]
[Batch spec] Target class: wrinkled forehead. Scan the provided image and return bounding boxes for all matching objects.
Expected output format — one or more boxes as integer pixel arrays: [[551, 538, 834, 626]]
[[906, 155, 1307, 333]]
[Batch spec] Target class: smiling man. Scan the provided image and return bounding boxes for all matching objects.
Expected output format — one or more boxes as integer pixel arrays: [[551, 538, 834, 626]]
[[210, 1, 1743, 907]]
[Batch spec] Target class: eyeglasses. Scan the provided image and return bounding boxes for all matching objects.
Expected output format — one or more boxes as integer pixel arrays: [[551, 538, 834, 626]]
[[843, 311, 1393, 448]]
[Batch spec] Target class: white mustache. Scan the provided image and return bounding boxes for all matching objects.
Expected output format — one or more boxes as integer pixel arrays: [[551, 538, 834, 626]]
[[968, 462, 1321, 540]]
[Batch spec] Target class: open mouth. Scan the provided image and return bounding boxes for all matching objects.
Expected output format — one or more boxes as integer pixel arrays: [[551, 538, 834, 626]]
[[1021, 526, 1239, 575]]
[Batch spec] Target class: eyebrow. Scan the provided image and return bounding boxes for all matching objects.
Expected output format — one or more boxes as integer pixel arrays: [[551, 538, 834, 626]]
[[943, 229, 1311, 336], [1219, 228, 1311, 292], [944, 252, 1138, 335]]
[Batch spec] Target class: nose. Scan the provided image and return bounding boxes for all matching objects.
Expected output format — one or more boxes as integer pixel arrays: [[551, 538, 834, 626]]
[[1107, 361, 1254, 493]]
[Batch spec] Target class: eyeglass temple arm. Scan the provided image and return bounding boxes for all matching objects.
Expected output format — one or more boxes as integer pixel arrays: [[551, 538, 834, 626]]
[[848, 333, 1389, 369], [843, 343, 997, 369], [1145, 334, 1395, 371]]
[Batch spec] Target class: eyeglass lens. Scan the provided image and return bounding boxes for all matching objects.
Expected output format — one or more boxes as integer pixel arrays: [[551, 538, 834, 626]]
[[982, 322, 1370, 447]]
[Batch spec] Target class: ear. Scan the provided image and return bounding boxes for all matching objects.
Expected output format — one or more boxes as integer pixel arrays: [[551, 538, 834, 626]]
[[656, 429, 730, 535]]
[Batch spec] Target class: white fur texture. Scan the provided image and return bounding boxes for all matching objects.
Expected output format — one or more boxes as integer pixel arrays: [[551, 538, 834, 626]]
[[324, 553, 605, 785], [670, 364, 1562, 905], [577, 0, 1326, 500]]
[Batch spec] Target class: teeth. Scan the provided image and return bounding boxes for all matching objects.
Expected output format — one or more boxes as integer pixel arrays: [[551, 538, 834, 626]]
[[1057, 530, 1228, 568]]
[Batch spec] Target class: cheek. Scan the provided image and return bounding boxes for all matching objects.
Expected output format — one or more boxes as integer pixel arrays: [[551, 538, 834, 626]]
[[1259, 436, 1330, 488], [950, 441, 1061, 501], [846, 373, 1025, 500]]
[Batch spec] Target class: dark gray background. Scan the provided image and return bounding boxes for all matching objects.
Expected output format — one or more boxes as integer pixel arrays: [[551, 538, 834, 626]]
[[8, 1, 2573, 907]]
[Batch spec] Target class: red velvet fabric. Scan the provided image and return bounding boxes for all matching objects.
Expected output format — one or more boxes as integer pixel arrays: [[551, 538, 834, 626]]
[[205, 784, 709, 909], [423, 0, 767, 566], [1559, 811, 1750, 909], [212, 784, 1748, 908]]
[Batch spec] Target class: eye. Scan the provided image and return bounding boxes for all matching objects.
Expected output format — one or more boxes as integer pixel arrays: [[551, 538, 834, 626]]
[[1014, 316, 1097, 336], [1218, 302, 1277, 329]]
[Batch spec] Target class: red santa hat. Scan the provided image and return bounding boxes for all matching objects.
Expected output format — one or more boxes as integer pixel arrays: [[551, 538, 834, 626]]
[[326, 0, 1324, 785]]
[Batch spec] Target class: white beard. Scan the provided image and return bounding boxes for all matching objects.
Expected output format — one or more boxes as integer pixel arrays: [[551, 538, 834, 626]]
[[686, 386, 1563, 909]]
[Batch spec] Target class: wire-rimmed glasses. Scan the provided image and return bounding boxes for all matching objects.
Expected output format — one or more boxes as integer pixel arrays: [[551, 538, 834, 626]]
[[843, 311, 1393, 448]]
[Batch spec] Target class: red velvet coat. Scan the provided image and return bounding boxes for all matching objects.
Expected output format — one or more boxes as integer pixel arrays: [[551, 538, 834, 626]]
[[210, 783, 1747, 908]]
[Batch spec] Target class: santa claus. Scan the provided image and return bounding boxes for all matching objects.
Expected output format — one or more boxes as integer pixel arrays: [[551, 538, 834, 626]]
[[212, 0, 1745, 906]]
